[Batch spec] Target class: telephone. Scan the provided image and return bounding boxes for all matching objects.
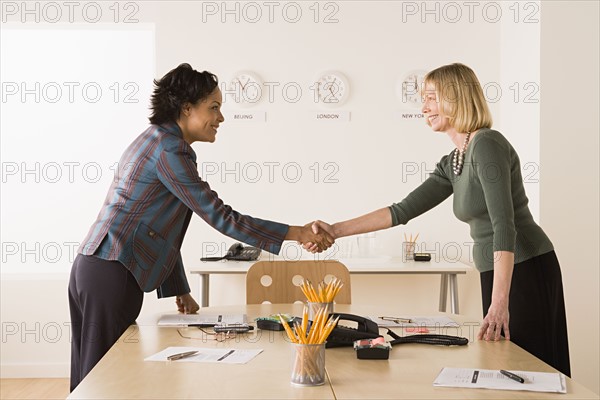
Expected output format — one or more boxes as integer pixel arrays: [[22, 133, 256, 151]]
[[200, 242, 261, 262], [324, 313, 469, 348], [325, 313, 382, 348]]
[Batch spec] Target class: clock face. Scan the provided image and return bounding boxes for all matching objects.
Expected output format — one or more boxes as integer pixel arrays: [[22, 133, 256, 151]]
[[228, 71, 263, 107], [397, 70, 427, 108], [314, 71, 350, 107]]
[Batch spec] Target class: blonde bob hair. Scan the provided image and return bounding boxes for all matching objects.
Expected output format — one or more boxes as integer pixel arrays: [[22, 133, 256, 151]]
[[424, 63, 493, 133]]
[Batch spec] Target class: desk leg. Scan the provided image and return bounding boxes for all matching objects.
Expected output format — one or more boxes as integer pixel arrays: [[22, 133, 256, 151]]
[[199, 273, 210, 308], [439, 273, 448, 312], [448, 273, 459, 314]]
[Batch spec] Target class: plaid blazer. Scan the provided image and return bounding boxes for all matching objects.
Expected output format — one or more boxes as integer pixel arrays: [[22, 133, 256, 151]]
[[78, 123, 288, 297]]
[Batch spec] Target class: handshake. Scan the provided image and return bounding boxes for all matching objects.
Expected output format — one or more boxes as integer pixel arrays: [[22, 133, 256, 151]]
[[288, 220, 335, 253]]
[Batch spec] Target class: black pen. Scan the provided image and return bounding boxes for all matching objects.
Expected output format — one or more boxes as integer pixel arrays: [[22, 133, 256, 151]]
[[217, 350, 235, 361], [500, 369, 525, 383]]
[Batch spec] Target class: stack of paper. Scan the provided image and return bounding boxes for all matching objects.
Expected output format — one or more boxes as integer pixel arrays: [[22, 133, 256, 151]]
[[433, 367, 566, 393]]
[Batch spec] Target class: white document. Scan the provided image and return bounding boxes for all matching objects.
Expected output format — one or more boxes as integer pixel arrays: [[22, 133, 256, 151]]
[[145, 346, 263, 364], [157, 313, 247, 327], [433, 368, 566, 393], [369, 316, 459, 328]]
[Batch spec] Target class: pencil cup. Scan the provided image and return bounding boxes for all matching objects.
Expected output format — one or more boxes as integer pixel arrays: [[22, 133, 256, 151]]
[[307, 302, 334, 321], [290, 343, 326, 386], [402, 241, 416, 261]]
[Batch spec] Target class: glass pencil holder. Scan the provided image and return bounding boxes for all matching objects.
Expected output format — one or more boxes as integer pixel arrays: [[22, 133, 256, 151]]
[[290, 342, 326, 386], [402, 241, 416, 261]]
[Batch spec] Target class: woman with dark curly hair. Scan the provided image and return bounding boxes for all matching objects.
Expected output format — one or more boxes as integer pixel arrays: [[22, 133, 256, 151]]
[[68, 63, 332, 391]]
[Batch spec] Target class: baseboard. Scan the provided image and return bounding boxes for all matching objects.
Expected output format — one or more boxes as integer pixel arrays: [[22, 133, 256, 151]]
[[0, 362, 69, 378]]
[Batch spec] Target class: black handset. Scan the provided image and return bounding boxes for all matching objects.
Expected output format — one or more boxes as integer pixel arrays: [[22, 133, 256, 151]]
[[325, 313, 382, 348], [200, 242, 261, 262], [226, 243, 244, 257]]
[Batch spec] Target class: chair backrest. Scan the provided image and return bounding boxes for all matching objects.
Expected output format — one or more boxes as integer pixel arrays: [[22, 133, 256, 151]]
[[246, 260, 351, 304]]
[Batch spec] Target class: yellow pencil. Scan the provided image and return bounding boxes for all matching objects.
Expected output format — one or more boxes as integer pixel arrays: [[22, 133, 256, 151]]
[[319, 316, 339, 344], [279, 314, 298, 343], [332, 282, 343, 299], [325, 280, 334, 302], [301, 305, 308, 335], [294, 320, 306, 344], [310, 283, 319, 302], [308, 308, 326, 344]]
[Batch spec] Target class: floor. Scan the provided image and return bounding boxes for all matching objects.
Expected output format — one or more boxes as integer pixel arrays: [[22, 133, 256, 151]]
[[0, 379, 69, 400]]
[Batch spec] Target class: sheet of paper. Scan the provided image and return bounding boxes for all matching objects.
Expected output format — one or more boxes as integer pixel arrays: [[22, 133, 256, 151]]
[[433, 367, 566, 393], [369, 316, 459, 328], [157, 313, 247, 327], [144, 346, 263, 364]]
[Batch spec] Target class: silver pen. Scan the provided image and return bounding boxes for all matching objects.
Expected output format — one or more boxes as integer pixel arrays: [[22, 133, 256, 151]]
[[167, 350, 198, 361]]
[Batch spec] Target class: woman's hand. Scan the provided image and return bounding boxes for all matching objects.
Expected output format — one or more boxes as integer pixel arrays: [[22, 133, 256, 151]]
[[176, 293, 200, 314], [478, 300, 510, 341], [478, 251, 514, 341], [286, 224, 334, 253], [302, 208, 393, 252], [303, 220, 337, 252]]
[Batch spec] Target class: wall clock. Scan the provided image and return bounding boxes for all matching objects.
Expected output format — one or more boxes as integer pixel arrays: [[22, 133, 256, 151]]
[[397, 70, 427, 108], [314, 70, 350, 107], [229, 71, 263, 107]]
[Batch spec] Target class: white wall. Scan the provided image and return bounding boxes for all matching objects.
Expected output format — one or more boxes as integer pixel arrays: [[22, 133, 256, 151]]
[[540, 1, 600, 394], [1, 1, 597, 394]]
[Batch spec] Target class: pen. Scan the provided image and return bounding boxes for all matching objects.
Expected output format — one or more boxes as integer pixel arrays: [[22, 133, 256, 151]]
[[217, 349, 235, 361], [167, 350, 198, 361], [379, 316, 412, 324], [500, 369, 525, 383]]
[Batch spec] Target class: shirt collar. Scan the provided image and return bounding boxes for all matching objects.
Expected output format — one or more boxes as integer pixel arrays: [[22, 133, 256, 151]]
[[157, 122, 198, 163], [159, 121, 184, 138]]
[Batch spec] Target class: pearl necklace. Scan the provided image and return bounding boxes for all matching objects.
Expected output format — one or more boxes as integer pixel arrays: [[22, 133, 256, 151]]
[[452, 132, 471, 175]]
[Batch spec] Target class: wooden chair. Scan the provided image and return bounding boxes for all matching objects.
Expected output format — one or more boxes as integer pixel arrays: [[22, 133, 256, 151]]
[[246, 260, 351, 304]]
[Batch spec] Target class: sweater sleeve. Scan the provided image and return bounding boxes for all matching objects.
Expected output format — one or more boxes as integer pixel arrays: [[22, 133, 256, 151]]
[[156, 140, 289, 254], [389, 155, 453, 226], [471, 133, 516, 252]]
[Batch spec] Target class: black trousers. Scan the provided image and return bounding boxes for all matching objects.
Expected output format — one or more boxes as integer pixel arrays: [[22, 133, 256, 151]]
[[68, 254, 143, 392], [480, 251, 571, 377]]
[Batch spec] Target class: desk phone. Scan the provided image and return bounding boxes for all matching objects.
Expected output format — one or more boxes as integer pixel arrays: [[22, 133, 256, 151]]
[[200, 242, 261, 262]]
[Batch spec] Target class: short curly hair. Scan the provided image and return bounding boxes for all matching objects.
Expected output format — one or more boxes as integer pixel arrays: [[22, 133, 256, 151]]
[[149, 63, 219, 125]]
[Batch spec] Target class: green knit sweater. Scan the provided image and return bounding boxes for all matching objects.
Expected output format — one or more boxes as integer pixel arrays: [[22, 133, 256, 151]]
[[389, 129, 553, 272]]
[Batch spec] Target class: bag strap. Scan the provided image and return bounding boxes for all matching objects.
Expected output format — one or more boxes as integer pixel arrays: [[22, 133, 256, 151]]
[[386, 329, 468, 346]]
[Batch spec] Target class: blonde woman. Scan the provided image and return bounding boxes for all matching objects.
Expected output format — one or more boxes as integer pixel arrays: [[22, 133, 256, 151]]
[[307, 63, 570, 376]]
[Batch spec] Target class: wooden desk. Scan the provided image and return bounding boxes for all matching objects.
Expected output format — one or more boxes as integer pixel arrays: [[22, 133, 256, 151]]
[[68, 304, 598, 400], [69, 305, 335, 399], [190, 257, 470, 313], [325, 307, 596, 400]]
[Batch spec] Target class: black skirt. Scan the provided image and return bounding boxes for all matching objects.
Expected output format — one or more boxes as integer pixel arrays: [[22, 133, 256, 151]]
[[480, 251, 571, 377]]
